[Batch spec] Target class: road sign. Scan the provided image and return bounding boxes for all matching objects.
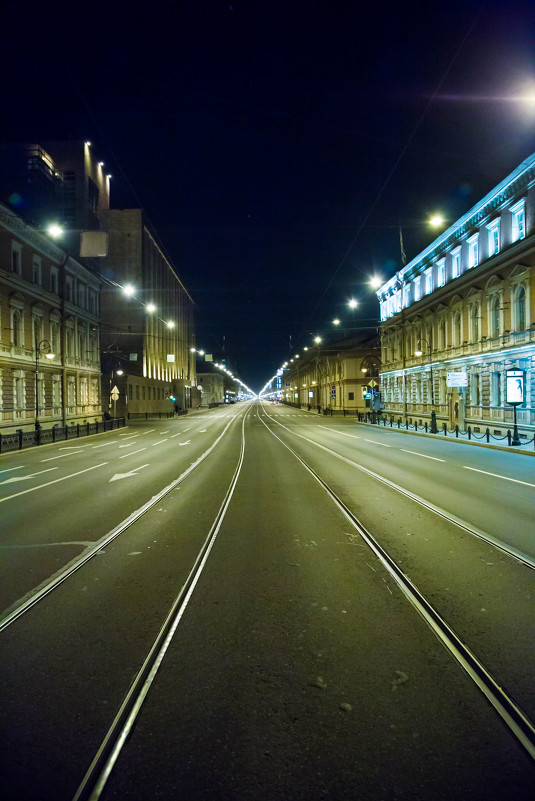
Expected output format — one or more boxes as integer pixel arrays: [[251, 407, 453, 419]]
[[446, 372, 468, 388], [110, 385, 120, 400], [368, 380, 377, 387]]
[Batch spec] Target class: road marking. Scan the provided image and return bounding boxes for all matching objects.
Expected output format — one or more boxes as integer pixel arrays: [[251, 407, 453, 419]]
[[41, 451, 84, 461], [179, 440, 191, 446], [109, 464, 150, 482], [462, 466, 535, 487], [119, 442, 136, 449], [161, 430, 170, 434], [182, 427, 191, 432], [199, 428, 207, 432], [0, 466, 25, 474], [170, 433, 183, 438], [118, 434, 139, 441], [401, 449, 445, 462], [152, 439, 169, 446], [60, 445, 91, 450], [92, 440, 118, 448], [319, 426, 360, 439], [1, 467, 58, 484], [0, 463, 108, 503], [364, 439, 391, 447], [119, 448, 147, 459]]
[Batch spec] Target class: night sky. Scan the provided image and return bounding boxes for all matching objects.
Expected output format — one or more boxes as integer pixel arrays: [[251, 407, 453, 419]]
[[2, 0, 534, 391]]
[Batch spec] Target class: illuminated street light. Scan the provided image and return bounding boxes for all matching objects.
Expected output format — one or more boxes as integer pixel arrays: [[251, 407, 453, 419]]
[[314, 336, 322, 344], [166, 321, 175, 328], [332, 318, 341, 326], [368, 276, 383, 290], [146, 303, 156, 313], [348, 298, 358, 309], [123, 283, 136, 297], [428, 214, 445, 228], [47, 223, 64, 238]]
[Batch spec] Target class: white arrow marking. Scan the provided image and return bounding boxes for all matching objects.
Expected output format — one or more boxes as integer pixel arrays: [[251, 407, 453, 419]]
[[199, 429, 207, 433], [178, 441, 191, 446], [109, 464, 150, 482], [1, 467, 58, 484]]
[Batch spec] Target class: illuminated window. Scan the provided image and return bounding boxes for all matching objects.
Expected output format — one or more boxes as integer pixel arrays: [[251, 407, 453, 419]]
[[436, 258, 446, 287], [514, 285, 526, 331], [511, 199, 525, 242], [424, 267, 433, 295], [487, 220, 500, 256], [451, 247, 461, 278], [467, 234, 479, 268]]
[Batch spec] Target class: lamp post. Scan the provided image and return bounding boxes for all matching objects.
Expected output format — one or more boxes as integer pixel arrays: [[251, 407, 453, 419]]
[[415, 337, 437, 433], [35, 338, 55, 431]]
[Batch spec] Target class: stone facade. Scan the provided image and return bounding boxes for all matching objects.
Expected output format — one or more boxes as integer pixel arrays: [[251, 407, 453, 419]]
[[377, 153, 535, 438]]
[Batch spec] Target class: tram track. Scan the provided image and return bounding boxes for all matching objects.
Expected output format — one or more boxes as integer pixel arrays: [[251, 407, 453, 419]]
[[257, 406, 535, 762], [260, 407, 535, 570]]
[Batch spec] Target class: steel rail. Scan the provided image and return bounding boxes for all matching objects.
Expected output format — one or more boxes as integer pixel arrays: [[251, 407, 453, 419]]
[[261, 407, 535, 570], [0, 407, 249, 633], [258, 409, 535, 763], [71, 410, 249, 801]]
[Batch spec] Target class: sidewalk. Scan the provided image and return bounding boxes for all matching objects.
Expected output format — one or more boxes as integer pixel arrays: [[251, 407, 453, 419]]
[[301, 406, 535, 456]]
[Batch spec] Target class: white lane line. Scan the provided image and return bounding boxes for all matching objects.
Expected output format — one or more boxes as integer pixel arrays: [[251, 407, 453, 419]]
[[0, 466, 25, 474], [178, 441, 191, 447], [182, 427, 191, 432], [60, 445, 91, 450], [1, 467, 58, 485], [0, 463, 108, 503], [364, 439, 391, 447], [161, 430, 170, 434], [93, 441, 118, 448], [170, 433, 183, 438], [41, 451, 84, 462], [118, 435, 140, 441], [463, 466, 535, 487], [152, 439, 169, 446], [401, 449, 445, 462], [119, 448, 147, 459], [319, 426, 360, 439]]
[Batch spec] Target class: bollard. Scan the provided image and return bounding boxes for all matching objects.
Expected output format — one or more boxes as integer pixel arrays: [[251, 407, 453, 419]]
[[443, 423, 447, 436], [455, 425, 459, 438], [468, 426, 471, 440], [486, 427, 490, 443], [507, 430, 511, 446]]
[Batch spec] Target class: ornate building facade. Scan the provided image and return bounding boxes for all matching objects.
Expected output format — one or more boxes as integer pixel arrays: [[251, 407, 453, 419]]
[[0, 203, 102, 433], [376, 153, 534, 438]]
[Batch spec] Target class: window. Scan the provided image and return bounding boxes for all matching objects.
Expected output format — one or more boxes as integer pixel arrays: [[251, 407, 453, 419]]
[[452, 311, 462, 346], [439, 318, 447, 349], [12, 309, 23, 346], [50, 267, 59, 294], [414, 277, 421, 302], [129, 384, 133, 401], [348, 392, 354, 401], [487, 220, 500, 256], [490, 296, 500, 338], [32, 256, 42, 285], [451, 247, 461, 278], [511, 199, 525, 242], [13, 371, 26, 416], [11, 242, 22, 275], [80, 377, 89, 406], [52, 375, 61, 409], [67, 376, 76, 407], [467, 234, 479, 269], [37, 372, 45, 415], [436, 258, 446, 287], [514, 286, 526, 331], [403, 283, 411, 308], [470, 304, 480, 342], [65, 277, 74, 302], [470, 373, 481, 406], [424, 267, 433, 295], [32, 314, 43, 348], [491, 371, 502, 406], [136, 385, 140, 400], [78, 284, 86, 309]]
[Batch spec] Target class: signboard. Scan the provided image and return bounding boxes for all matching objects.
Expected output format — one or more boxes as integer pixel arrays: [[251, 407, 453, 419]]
[[446, 371, 468, 388], [506, 369, 525, 405], [110, 386, 120, 401], [369, 380, 377, 387]]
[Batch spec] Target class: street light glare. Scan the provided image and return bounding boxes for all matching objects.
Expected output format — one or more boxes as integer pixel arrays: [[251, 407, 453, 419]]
[[348, 298, 358, 309], [429, 214, 445, 227], [314, 336, 322, 344], [332, 318, 340, 325], [368, 276, 382, 289], [123, 283, 136, 297], [47, 223, 64, 238], [146, 303, 156, 313]]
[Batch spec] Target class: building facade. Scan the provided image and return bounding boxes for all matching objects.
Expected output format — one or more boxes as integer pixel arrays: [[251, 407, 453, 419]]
[[99, 209, 196, 418], [0, 203, 102, 433], [377, 152, 535, 438], [280, 335, 380, 414]]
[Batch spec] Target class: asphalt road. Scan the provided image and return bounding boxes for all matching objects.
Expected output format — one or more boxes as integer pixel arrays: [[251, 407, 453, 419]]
[[1, 402, 533, 800]]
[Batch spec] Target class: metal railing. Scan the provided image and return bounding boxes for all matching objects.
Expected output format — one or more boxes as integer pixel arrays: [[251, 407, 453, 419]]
[[0, 417, 126, 454]]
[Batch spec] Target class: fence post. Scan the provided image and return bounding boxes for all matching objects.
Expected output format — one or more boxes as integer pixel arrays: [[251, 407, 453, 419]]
[[507, 430, 511, 446], [77, 424, 80, 438], [468, 426, 471, 440], [455, 425, 459, 438], [18, 429, 23, 450], [425, 422, 428, 433], [443, 423, 447, 436], [486, 427, 490, 443]]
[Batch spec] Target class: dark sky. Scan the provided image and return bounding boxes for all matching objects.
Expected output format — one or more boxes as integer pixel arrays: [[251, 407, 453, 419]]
[[2, 0, 534, 391]]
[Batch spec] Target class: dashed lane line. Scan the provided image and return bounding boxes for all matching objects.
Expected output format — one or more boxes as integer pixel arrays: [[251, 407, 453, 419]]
[[463, 466, 535, 488], [119, 448, 147, 459], [401, 449, 445, 462]]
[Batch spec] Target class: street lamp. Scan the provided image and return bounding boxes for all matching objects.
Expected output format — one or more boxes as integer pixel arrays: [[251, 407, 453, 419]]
[[415, 337, 437, 433], [35, 339, 55, 430]]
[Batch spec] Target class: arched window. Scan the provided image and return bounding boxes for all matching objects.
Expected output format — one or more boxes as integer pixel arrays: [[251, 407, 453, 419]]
[[490, 296, 500, 338], [452, 312, 462, 346], [471, 304, 479, 342], [12, 310, 22, 346], [515, 286, 526, 331]]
